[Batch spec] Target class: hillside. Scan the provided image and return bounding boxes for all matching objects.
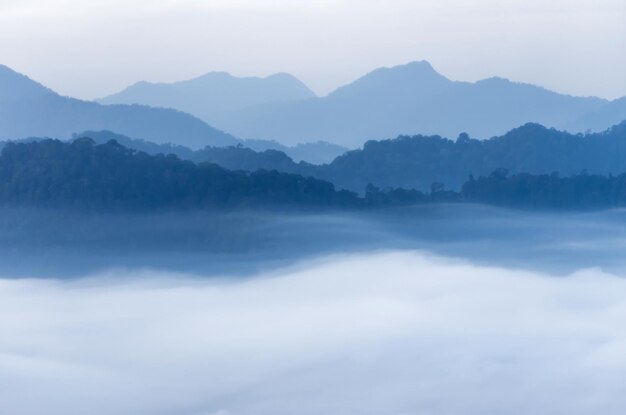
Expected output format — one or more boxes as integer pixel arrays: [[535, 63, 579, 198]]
[[98, 71, 316, 123], [70, 130, 347, 165], [10, 121, 626, 196], [65, 122, 626, 193], [211, 61, 621, 147], [4, 136, 626, 211], [0, 65, 237, 149], [317, 122, 626, 191], [0, 138, 358, 210]]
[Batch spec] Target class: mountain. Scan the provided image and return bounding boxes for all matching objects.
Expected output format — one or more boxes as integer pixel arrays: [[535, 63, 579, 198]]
[[5, 135, 626, 212], [0, 65, 237, 149], [68, 129, 346, 165], [229, 138, 347, 164], [0, 65, 55, 102], [69, 130, 306, 173], [98, 71, 316, 123], [210, 61, 622, 147], [314, 122, 626, 191], [73, 122, 626, 195], [567, 97, 626, 132], [0, 138, 428, 210]]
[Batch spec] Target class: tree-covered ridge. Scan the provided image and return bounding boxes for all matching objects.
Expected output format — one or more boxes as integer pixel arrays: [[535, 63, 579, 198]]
[[69, 122, 626, 194], [0, 138, 359, 210], [319, 121, 626, 192], [6, 133, 626, 211], [72, 130, 346, 165], [162, 121, 626, 194]]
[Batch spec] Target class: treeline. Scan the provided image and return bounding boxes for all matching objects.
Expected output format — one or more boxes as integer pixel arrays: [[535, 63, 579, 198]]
[[462, 169, 626, 209], [4, 138, 626, 211], [322, 122, 626, 191], [74, 122, 626, 194], [0, 138, 358, 210]]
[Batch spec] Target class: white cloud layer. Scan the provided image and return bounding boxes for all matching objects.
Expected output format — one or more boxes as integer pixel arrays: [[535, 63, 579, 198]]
[[1, 251, 625, 414]]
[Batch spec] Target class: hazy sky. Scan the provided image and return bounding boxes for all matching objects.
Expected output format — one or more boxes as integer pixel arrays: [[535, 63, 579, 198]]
[[1, 0, 625, 100]]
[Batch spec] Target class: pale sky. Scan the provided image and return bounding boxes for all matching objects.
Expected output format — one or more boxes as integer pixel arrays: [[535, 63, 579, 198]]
[[1, 0, 625, 100]]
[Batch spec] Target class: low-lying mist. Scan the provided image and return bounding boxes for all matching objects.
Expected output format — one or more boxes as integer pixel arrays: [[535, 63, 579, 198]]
[[1, 251, 625, 415], [3, 204, 626, 277]]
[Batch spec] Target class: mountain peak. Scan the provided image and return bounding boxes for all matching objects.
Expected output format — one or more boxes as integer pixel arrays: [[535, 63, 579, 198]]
[[404, 60, 436, 70], [186, 70, 312, 93], [98, 69, 316, 120], [369, 60, 447, 81], [328, 60, 451, 99]]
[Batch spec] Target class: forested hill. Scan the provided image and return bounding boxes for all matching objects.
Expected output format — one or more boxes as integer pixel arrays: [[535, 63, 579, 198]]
[[320, 122, 626, 191], [73, 122, 626, 194], [0, 64, 238, 149], [5, 138, 626, 211], [71, 130, 347, 165], [0, 138, 360, 210]]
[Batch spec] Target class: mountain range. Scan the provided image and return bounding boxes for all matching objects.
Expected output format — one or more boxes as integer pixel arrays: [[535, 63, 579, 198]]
[[81, 121, 626, 190], [5, 133, 626, 212], [0, 64, 237, 149], [0, 65, 346, 162], [100, 61, 626, 148], [29, 121, 626, 194], [98, 71, 316, 121], [3, 61, 626, 154]]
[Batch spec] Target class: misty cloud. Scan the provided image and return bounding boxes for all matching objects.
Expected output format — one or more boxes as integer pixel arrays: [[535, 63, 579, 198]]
[[1, 251, 625, 414]]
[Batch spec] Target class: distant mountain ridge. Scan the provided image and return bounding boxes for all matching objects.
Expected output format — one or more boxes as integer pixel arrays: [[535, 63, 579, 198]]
[[98, 71, 316, 122], [0, 64, 239, 149], [0, 65, 55, 101], [96, 60, 625, 148], [0, 65, 346, 162], [211, 61, 621, 147]]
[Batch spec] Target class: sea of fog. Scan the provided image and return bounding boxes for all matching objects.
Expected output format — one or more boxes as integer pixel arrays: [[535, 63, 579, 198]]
[[1, 204, 626, 414]]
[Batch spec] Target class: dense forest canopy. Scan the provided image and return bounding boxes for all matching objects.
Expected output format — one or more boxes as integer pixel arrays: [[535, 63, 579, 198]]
[[320, 122, 626, 191], [3, 137, 626, 211], [0, 138, 361, 210], [70, 122, 626, 194], [462, 169, 626, 209]]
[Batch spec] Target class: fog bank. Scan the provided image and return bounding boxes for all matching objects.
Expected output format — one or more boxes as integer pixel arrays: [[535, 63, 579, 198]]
[[6, 205, 626, 277], [1, 251, 625, 414]]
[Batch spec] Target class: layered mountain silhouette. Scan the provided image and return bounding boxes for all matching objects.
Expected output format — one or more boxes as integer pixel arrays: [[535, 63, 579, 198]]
[[0, 64, 237, 148], [6, 130, 626, 211], [98, 71, 316, 122], [215, 61, 626, 147], [57, 130, 346, 165], [201, 61, 622, 147], [315, 122, 626, 191], [0, 137, 361, 210], [5, 62, 626, 153], [0, 65, 346, 162], [55, 121, 626, 193]]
